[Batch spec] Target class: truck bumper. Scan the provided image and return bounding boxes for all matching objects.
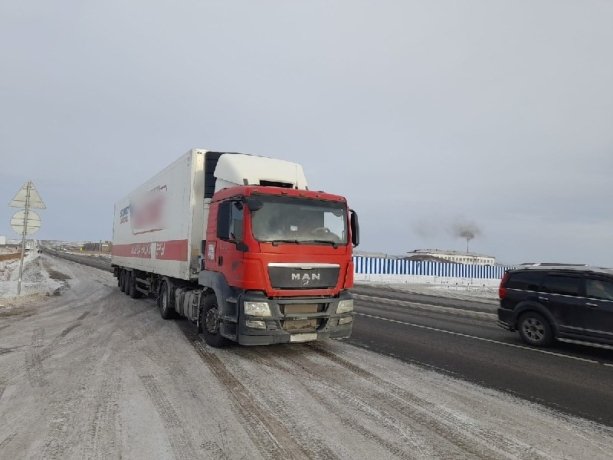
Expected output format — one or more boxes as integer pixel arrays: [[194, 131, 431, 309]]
[[237, 325, 353, 346], [235, 291, 354, 346]]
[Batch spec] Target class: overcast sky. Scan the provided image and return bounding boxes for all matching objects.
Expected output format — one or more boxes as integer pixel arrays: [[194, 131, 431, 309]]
[[1, 1, 612, 265]]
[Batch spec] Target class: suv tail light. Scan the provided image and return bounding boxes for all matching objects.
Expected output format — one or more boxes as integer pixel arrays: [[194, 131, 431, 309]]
[[499, 272, 510, 299]]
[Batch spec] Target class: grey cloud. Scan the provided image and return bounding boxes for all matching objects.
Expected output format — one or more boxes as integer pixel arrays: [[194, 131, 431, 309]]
[[1, 1, 613, 266]]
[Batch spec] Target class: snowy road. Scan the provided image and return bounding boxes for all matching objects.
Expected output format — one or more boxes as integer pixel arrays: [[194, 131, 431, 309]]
[[1, 255, 613, 459]]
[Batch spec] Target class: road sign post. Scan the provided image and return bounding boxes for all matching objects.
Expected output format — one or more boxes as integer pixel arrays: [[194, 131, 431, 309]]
[[9, 181, 46, 295]]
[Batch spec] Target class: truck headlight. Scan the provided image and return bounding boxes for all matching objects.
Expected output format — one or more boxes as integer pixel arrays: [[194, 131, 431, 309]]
[[244, 301, 271, 317], [337, 299, 353, 314]]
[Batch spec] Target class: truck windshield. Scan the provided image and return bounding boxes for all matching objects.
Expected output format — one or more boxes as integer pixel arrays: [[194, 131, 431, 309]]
[[250, 195, 348, 245]]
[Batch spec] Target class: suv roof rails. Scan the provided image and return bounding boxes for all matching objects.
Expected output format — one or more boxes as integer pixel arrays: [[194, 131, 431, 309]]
[[520, 262, 589, 267], [517, 264, 613, 274]]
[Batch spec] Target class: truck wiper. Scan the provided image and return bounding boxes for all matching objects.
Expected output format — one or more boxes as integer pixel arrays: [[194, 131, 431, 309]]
[[302, 239, 339, 249], [270, 239, 301, 246], [268, 239, 339, 248]]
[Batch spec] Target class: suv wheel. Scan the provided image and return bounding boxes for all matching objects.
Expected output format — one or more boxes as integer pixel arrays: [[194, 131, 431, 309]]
[[518, 312, 553, 347]]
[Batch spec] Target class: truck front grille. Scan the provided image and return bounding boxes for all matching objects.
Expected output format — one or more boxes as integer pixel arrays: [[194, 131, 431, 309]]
[[268, 264, 339, 290]]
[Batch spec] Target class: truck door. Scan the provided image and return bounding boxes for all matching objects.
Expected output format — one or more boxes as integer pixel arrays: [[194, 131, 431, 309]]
[[214, 200, 246, 286]]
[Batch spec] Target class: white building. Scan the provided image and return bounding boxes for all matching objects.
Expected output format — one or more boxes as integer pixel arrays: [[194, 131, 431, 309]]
[[354, 250, 400, 259], [407, 249, 496, 266], [0, 235, 6, 246]]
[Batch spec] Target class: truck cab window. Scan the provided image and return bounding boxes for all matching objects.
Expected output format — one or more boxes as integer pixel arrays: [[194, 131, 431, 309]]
[[250, 195, 348, 245], [217, 200, 244, 242], [230, 201, 243, 241]]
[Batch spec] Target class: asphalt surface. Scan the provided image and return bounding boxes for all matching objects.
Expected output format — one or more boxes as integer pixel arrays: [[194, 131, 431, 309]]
[[41, 250, 613, 426], [349, 285, 613, 426]]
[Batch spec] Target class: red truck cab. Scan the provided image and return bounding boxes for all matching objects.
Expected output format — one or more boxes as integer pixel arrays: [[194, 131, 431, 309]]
[[200, 185, 359, 346]]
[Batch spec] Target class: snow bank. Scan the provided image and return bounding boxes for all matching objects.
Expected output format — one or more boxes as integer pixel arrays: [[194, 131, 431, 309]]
[[357, 279, 499, 301], [0, 253, 66, 302]]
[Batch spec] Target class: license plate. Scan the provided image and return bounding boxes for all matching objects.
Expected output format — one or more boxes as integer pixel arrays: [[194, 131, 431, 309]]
[[284, 319, 317, 331], [289, 333, 318, 343]]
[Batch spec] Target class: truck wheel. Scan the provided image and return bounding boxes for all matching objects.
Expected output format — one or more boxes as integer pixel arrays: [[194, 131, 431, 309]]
[[158, 281, 176, 319], [128, 272, 141, 299], [518, 312, 553, 347], [123, 271, 132, 295], [119, 270, 127, 293], [200, 294, 229, 348]]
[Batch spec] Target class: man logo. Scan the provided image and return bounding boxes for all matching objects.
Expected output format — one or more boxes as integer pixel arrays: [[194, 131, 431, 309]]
[[292, 272, 321, 286]]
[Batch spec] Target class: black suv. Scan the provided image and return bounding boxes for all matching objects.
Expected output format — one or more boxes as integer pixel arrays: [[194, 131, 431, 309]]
[[498, 265, 613, 347]]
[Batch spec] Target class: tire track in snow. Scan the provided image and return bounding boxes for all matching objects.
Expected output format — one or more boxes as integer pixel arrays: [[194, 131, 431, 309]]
[[236, 346, 397, 459], [186, 334, 311, 459], [80, 372, 122, 460], [306, 344, 550, 460], [0, 433, 16, 451], [241, 344, 540, 459], [76, 311, 91, 321], [247, 348, 433, 459], [37, 343, 106, 460], [223, 348, 342, 460], [0, 346, 21, 356], [39, 321, 93, 363], [139, 375, 199, 460], [25, 327, 46, 388], [284, 346, 495, 459]]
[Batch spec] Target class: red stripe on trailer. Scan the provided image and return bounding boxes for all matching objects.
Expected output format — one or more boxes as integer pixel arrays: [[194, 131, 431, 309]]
[[154, 239, 188, 261], [112, 239, 189, 261], [112, 243, 152, 259]]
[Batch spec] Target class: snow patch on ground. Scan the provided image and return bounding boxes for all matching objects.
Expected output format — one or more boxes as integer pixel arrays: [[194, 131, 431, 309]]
[[357, 280, 499, 301], [0, 253, 67, 306]]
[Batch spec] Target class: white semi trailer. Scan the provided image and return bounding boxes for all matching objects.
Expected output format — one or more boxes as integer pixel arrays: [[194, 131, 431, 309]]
[[112, 149, 359, 347]]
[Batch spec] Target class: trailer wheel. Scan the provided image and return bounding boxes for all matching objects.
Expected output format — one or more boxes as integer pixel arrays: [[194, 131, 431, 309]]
[[128, 272, 141, 299], [123, 271, 131, 295], [158, 281, 176, 319], [119, 270, 127, 293], [200, 294, 229, 348]]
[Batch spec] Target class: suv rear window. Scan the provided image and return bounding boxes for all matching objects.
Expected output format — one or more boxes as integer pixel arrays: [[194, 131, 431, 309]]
[[506, 271, 543, 291], [541, 275, 581, 296]]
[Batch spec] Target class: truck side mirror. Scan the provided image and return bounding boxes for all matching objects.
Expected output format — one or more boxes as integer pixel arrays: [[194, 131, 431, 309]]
[[350, 209, 360, 247], [244, 197, 263, 212]]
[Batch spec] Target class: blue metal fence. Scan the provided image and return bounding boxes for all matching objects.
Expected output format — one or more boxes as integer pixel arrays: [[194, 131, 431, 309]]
[[353, 256, 512, 279]]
